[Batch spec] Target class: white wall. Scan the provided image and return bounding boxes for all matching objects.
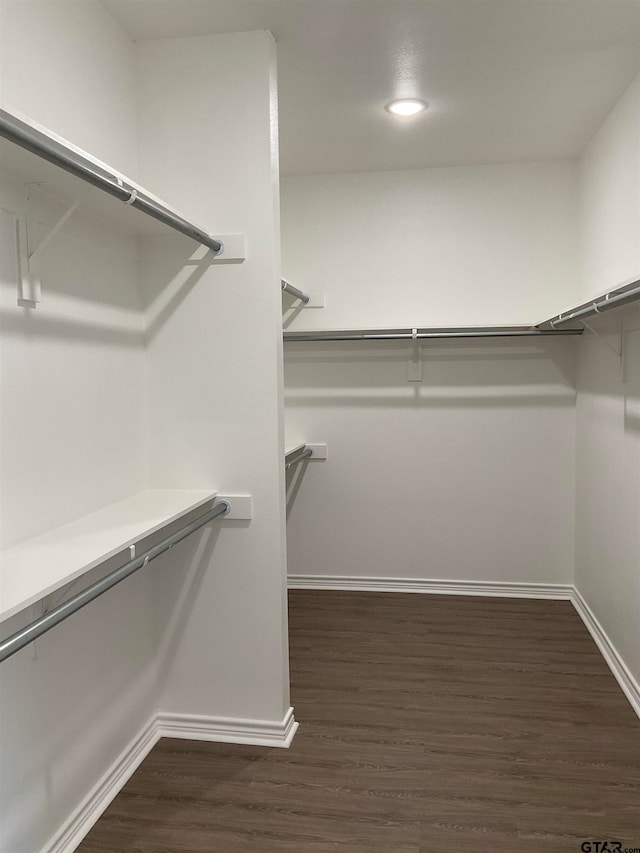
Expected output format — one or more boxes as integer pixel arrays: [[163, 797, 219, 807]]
[[0, 0, 139, 177], [282, 161, 579, 330], [0, 191, 147, 549], [282, 162, 579, 587], [573, 69, 640, 699], [0, 4, 152, 851], [0, 7, 289, 853], [138, 32, 290, 723], [285, 338, 576, 585], [575, 311, 640, 695], [578, 70, 640, 303]]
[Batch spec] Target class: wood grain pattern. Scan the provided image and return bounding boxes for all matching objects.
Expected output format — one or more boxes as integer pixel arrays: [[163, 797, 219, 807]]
[[78, 592, 640, 852]]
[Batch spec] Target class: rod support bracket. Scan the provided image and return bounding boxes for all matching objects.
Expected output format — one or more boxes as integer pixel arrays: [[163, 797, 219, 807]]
[[408, 328, 423, 382], [18, 184, 88, 307], [215, 496, 250, 520]]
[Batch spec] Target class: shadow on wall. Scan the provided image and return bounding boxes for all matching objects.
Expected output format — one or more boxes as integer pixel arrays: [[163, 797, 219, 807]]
[[622, 329, 640, 433], [577, 312, 640, 434], [286, 392, 575, 408], [141, 236, 243, 343], [0, 186, 239, 346], [0, 237, 235, 347], [284, 338, 578, 409], [0, 308, 144, 349], [3, 188, 142, 310], [285, 458, 311, 519], [282, 293, 306, 328], [154, 519, 224, 691]]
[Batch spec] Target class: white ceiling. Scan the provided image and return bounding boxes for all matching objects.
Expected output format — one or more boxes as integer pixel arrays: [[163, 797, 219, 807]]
[[102, 0, 640, 176]]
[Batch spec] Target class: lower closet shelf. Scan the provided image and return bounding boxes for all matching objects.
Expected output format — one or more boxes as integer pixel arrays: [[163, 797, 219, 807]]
[[0, 489, 218, 623]]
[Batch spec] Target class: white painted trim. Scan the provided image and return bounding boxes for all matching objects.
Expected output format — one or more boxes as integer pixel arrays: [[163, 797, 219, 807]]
[[156, 706, 299, 748], [42, 707, 298, 853], [288, 575, 573, 599], [571, 587, 640, 720], [43, 715, 160, 853]]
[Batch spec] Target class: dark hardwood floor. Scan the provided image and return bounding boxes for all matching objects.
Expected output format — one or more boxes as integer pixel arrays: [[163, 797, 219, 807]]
[[78, 591, 640, 852]]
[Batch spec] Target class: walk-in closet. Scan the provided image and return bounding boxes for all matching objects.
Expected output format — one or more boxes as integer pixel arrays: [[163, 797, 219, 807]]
[[1, 2, 639, 851]]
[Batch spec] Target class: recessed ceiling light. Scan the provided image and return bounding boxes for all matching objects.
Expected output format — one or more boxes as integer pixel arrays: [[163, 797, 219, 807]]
[[385, 98, 429, 117]]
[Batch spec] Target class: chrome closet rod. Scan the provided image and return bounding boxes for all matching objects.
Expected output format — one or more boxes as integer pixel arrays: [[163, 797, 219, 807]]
[[0, 501, 230, 664], [542, 278, 640, 328], [282, 279, 310, 304], [284, 328, 583, 342], [285, 446, 313, 469], [0, 109, 224, 255]]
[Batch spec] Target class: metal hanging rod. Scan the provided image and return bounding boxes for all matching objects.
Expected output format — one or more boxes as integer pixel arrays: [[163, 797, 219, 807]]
[[284, 327, 583, 343], [282, 279, 310, 304], [540, 277, 640, 329], [285, 446, 313, 469], [0, 109, 224, 255], [0, 500, 230, 664]]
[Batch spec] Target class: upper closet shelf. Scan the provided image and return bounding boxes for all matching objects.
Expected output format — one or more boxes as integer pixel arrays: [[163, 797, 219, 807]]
[[284, 326, 584, 342], [538, 275, 640, 329], [0, 107, 242, 256], [0, 489, 218, 624], [282, 278, 640, 343]]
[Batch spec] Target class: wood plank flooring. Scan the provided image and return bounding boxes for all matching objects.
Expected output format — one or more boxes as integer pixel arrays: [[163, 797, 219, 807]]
[[78, 592, 640, 852]]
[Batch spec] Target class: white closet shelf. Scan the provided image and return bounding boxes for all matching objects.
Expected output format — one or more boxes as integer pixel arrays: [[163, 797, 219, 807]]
[[0, 107, 224, 251], [285, 442, 307, 458], [0, 489, 218, 624]]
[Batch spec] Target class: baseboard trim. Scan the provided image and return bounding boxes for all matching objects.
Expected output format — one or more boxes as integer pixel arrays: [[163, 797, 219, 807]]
[[571, 588, 640, 720], [44, 715, 160, 853], [43, 707, 298, 853], [288, 574, 573, 599], [156, 706, 299, 748]]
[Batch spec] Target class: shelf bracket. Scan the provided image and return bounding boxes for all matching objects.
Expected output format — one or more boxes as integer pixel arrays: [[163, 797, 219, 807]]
[[581, 317, 628, 383], [29, 195, 84, 263], [17, 185, 41, 306], [581, 318, 623, 360], [18, 184, 86, 307], [408, 328, 423, 382]]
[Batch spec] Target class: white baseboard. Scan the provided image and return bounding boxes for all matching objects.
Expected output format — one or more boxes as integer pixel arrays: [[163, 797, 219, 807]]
[[288, 574, 573, 599], [43, 706, 298, 853], [44, 715, 160, 853], [571, 587, 640, 720], [156, 705, 299, 748]]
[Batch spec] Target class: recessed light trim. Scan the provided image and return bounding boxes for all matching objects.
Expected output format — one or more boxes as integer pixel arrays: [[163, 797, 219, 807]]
[[385, 98, 429, 117]]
